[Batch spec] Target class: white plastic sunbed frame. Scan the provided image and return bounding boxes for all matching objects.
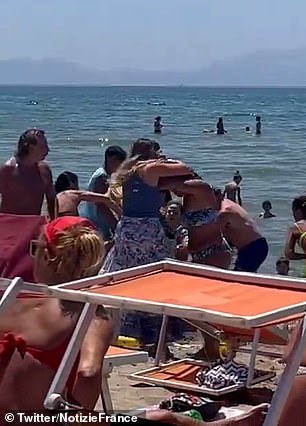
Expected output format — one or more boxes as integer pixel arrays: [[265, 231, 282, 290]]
[[1, 260, 306, 426], [102, 347, 148, 412]]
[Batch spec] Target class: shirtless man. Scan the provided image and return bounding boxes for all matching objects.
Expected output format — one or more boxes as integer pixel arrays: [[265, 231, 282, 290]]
[[223, 171, 242, 205], [214, 189, 268, 273], [0, 129, 56, 219], [55, 171, 122, 218]]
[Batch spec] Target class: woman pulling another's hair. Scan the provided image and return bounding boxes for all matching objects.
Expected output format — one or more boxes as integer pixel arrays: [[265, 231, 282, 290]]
[[0, 216, 113, 411], [101, 138, 192, 272], [161, 175, 232, 269], [284, 195, 306, 277], [55, 171, 121, 219]]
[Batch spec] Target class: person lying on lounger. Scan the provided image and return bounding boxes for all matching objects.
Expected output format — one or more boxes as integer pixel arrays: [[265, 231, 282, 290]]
[[0, 216, 113, 413]]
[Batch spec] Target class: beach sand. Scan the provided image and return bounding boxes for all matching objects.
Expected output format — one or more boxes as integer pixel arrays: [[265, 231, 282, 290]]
[[95, 347, 283, 412], [96, 361, 171, 412]]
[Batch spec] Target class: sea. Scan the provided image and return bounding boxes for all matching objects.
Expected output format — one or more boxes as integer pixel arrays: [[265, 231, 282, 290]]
[[0, 85, 305, 276]]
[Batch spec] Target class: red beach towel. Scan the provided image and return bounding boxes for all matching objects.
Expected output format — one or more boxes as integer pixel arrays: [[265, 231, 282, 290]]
[[0, 213, 46, 282]]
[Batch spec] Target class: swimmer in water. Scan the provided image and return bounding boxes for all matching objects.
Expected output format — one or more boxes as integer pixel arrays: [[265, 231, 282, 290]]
[[259, 200, 276, 219], [245, 126, 252, 134], [223, 171, 242, 205], [256, 115, 262, 135], [154, 116, 163, 134], [217, 117, 227, 135], [276, 257, 290, 276]]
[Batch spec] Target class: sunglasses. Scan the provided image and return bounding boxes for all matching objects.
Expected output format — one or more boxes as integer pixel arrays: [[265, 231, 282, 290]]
[[29, 240, 40, 258]]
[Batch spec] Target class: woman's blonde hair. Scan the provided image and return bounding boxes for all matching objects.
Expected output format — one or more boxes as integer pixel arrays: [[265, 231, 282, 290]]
[[45, 225, 104, 283]]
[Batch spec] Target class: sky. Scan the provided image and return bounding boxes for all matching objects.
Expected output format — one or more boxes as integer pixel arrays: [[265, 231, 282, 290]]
[[1, 0, 306, 71]]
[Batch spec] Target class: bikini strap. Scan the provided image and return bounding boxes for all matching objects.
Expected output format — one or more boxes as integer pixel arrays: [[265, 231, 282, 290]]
[[0, 333, 26, 385], [295, 222, 303, 233]]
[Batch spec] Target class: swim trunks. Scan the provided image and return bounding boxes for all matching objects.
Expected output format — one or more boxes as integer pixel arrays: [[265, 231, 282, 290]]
[[234, 237, 268, 273]]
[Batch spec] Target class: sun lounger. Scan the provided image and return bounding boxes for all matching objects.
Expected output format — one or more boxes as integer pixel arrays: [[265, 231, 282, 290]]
[[102, 346, 148, 413], [2, 259, 306, 425]]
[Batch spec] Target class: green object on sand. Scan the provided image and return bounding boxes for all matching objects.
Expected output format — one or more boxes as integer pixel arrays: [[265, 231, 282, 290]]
[[183, 409, 203, 421]]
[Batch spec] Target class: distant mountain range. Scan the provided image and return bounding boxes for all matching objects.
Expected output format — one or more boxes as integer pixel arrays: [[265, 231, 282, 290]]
[[1, 48, 306, 86]]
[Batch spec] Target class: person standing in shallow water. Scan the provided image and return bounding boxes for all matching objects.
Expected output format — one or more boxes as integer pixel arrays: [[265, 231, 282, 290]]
[[0, 129, 56, 219], [256, 115, 262, 135], [223, 171, 242, 205], [216, 117, 226, 135], [154, 116, 163, 134]]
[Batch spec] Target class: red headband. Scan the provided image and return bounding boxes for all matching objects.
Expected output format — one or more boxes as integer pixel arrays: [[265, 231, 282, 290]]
[[44, 216, 96, 248]]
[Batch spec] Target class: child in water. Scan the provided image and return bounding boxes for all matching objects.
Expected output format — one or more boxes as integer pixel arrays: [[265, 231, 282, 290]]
[[275, 257, 290, 276], [259, 200, 276, 219]]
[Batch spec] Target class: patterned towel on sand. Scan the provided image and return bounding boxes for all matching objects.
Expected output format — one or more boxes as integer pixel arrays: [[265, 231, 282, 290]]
[[195, 360, 249, 389]]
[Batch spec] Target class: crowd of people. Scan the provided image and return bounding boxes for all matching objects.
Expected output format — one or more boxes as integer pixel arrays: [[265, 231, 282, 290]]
[[1, 128, 305, 277], [1, 128, 306, 424]]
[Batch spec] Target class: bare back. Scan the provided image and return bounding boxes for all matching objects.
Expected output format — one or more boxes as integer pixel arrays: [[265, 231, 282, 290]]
[[224, 181, 241, 204], [56, 191, 80, 216], [0, 158, 50, 215], [0, 298, 76, 349], [182, 180, 217, 211], [219, 199, 261, 249]]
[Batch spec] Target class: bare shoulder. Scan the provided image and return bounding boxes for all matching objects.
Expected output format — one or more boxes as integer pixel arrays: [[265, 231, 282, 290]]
[[226, 181, 236, 189], [185, 179, 206, 186], [220, 200, 236, 215], [38, 161, 53, 179], [0, 161, 16, 176], [38, 161, 52, 172], [4, 156, 16, 166]]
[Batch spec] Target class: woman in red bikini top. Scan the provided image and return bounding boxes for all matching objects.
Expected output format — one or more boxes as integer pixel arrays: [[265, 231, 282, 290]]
[[0, 216, 113, 412]]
